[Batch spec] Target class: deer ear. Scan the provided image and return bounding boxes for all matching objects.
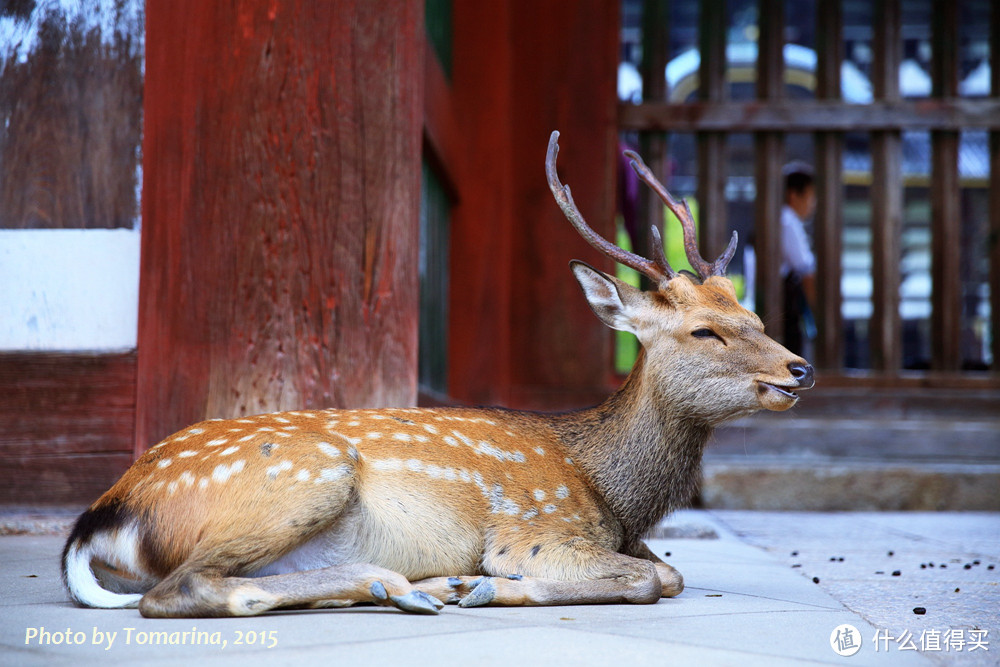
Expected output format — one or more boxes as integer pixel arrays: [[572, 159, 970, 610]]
[[570, 261, 642, 334]]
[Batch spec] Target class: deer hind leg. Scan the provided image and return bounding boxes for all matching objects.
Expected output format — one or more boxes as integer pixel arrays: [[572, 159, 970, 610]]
[[411, 537, 661, 607], [139, 562, 443, 618]]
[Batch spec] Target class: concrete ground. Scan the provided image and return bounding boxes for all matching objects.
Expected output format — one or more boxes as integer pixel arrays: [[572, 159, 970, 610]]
[[1, 510, 996, 666]]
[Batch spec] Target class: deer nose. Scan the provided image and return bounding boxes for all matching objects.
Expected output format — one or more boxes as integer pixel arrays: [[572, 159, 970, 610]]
[[788, 362, 815, 389]]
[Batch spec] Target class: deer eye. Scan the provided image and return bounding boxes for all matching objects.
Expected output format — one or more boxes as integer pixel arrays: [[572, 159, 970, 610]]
[[692, 328, 724, 343]]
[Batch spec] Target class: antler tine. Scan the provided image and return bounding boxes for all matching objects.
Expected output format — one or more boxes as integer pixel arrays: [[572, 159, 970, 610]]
[[648, 225, 678, 282], [624, 149, 731, 280], [546, 132, 667, 284], [710, 230, 739, 276]]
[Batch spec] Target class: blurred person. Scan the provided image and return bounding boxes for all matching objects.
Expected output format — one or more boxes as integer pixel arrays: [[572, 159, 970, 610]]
[[781, 161, 816, 356]]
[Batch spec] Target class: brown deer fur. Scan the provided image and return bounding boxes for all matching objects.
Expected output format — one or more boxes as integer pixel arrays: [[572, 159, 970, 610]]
[[62, 133, 813, 617]]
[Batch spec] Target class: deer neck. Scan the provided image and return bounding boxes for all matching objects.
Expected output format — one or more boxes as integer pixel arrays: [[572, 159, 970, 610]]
[[554, 348, 712, 538]]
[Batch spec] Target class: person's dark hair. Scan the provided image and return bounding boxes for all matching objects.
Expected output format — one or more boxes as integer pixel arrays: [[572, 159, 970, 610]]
[[783, 161, 814, 195]]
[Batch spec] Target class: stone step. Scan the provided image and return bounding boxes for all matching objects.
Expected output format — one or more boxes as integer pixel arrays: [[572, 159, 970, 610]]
[[701, 458, 1000, 511]]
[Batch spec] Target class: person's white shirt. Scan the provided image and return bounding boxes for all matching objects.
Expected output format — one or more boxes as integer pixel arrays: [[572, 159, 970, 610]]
[[780, 204, 815, 278]]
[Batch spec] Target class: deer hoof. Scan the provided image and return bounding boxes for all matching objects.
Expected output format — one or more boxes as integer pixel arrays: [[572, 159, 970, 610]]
[[390, 590, 444, 615], [457, 577, 496, 607], [370, 581, 389, 602]]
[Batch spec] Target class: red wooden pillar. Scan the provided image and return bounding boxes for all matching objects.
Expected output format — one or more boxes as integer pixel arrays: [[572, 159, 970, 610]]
[[137, 1, 424, 452], [448, 1, 620, 410]]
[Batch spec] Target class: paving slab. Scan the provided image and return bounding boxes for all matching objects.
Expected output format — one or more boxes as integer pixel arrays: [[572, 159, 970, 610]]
[[4, 511, 985, 666]]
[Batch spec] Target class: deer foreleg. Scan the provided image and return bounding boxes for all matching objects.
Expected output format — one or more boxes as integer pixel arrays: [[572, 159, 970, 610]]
[[621, 538, 684, 597], [138, 563, 443, 618], [412, 546, 662, 607]]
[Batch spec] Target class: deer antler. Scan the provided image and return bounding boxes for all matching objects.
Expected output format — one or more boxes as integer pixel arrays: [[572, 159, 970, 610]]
[[623, 149, 737, 280], [546, 131, 676, 285]]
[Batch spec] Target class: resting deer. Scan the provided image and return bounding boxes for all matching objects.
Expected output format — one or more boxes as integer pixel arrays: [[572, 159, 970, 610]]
[[62, 132, 814, 617]]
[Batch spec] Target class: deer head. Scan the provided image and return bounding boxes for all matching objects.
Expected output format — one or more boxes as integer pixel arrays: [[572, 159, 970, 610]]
[[546, 131, 814, 424]]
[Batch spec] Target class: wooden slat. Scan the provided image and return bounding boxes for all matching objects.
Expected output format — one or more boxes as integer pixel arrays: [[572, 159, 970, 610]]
[[641, 0, 668, 103], [870, 132, 903, 372], [991, 129, 1000, 374], [0, 352, 135, 505], [696, 0, 728, 261], [813, 0, 844, 370], [618, 98, 1000, 132], [634, 0, 669, 270], [753, 0, 785, 340], [930, 0, 962, 371], [992, 3, 1000, 373], [870, 0, 902, 373]]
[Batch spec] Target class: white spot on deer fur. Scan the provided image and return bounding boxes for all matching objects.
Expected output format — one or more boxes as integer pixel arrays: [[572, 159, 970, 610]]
[[459, 470, 471, 482], [266, 460, 293, 480], [157, 458, 172, 468], [333, 432, 362, 446], [273, 417, 290, 424], [370, 458, 403, 472], [393, 433, 412, 442], [443, 436, 459, 447], [534, 447, 546, 456], [565, 457, 574, 466], [543, 504, 557, 514], [212, 460, 245, 483], [474, 440, 526, 463], [318, 442, 340, 458], [258, 427, 276, 432], [281, 425, 299, 430], [206, 438, 228, 447], [522, 508, 539, 520], [274, 432, 292, 438], [505, 431, 516, 437], [366, 432, 383, 439], [296, 469, 311, 482], [180, 471, 195, 487], [422, 424, 439, 435], [406, 459, 424, 472], [348, 421, 361, 427], [236, 419, 254, 424], [178, 450, 197, 458], [238, 434, 256, 442], [316, 465, 351, 483], [533, 489, 546, 501], [414, 434, 429, 443], [371, 415, 387, 420], [228, 428, 244, 433], [167, 481, 178, 494], [220, 446, 240, 456], [555, 485, 570, 499], [452, 431, 474, 446], [198, 478, 209, 489], [189, 427, 206, 435]]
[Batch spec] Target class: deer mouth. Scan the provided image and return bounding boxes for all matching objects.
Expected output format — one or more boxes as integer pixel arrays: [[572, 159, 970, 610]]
[[759, 382, 798, 399], [757, 382, 800, 411]]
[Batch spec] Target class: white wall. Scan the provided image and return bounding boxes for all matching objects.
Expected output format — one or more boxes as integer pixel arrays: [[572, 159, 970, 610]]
[[0, 229, 140, 351]]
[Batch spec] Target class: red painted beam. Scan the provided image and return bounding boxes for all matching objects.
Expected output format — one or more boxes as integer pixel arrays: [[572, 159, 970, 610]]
[[137, 1, 424, 452]]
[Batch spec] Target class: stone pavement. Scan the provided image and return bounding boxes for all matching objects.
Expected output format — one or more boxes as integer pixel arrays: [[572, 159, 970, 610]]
[[1, 510, 996, 666]]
